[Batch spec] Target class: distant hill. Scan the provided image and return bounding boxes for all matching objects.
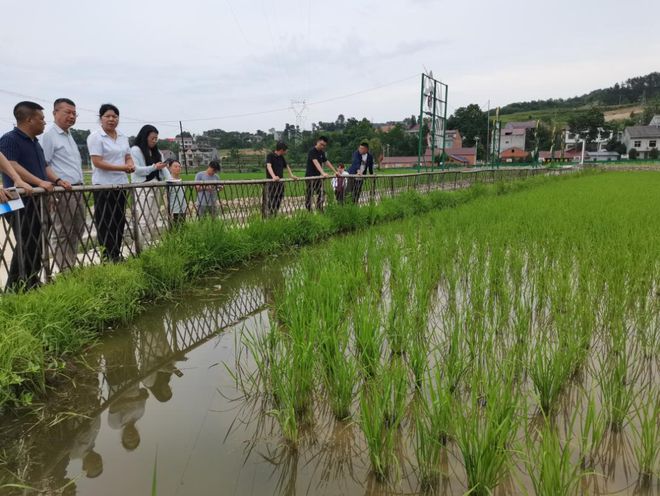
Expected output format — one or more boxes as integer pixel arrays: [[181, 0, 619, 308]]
[[499, 72, 660, 117], [498, 104, 643, 127]]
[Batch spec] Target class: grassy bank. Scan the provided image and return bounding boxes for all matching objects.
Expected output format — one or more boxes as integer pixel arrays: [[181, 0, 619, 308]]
[[0, 171, 578, 410]]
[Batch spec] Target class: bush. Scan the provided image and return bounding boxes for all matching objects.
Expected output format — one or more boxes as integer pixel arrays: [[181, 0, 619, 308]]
[[649, 148, 659, 160], [629, 148, 638, 160]]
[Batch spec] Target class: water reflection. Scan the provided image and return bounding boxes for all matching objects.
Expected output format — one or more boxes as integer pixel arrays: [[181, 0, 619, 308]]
[[0, 260, 275, 495]]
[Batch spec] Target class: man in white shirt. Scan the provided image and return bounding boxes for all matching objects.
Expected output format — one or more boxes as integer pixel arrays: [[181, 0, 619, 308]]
[[41, 98, 85, 271]]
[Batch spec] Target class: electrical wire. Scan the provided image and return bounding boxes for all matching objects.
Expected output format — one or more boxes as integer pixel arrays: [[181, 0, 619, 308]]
[[1, 74, 421, 127]]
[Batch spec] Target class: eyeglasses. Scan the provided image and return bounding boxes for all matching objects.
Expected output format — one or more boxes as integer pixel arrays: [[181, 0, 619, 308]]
[[58, 110, 79, 117]]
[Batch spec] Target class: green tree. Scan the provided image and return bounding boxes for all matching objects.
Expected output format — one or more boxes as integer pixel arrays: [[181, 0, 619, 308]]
[[567, 107, 605, 143], [447, 104, 488, 149], [368, 137, 383, 166]]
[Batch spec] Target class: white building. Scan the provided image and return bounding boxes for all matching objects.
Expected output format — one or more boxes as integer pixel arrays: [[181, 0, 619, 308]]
[[499, 121, 536, 152], [623, 126, 660, 159]]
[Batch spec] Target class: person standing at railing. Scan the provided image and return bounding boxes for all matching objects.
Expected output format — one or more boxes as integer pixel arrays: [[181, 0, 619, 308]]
[[305, 136, 338, 212], [87, 104, 135, 262], [263, 141, 298, 218], [347, 142, 374, 204], [166, 159, 187, 225], [130, 124, 171, 249], [195, 160, 222, 217], [41, 98, 86, 272], [331, 163, 349, 204], [0, 101, 67, 290]]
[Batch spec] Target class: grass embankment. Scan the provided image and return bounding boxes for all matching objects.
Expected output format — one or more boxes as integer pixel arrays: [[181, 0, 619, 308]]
[[236, 172, 660, 491], [0, 171, 573, 410]]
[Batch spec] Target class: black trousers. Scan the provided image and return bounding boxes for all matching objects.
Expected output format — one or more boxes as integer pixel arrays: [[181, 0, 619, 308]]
[[305, 178, 325, 212], [347, 178, 364, 204], [7, 197, 42, 291], [93, 190, 127, 262], [262, 182, 285, 218]]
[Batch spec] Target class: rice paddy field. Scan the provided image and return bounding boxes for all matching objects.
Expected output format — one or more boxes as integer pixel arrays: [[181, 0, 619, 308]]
[[1, 171, 659, 495], [233, 171, 660, 494]]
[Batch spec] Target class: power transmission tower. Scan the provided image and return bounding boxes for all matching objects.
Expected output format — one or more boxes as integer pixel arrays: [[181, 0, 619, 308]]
[[290, 100, 308, 144]]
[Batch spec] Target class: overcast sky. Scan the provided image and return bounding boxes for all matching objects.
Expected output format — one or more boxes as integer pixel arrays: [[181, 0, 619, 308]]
[[1, 0, 658, 137]]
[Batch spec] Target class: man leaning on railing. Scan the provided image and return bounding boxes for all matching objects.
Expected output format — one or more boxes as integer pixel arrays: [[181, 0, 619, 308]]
[[41, 98, 86, 272], [0, 101, 70, 290]]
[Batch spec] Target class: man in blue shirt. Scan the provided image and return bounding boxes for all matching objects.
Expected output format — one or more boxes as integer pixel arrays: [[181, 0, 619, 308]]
[[347, 142, 374, 204], [0, 101, 67, 290]]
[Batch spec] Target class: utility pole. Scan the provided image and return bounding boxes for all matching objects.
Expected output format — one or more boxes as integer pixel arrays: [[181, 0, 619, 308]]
[[179, 121, 188, 175], [485, 100, 490, 166]]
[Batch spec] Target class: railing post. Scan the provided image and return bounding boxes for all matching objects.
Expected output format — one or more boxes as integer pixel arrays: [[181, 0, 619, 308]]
[[130, 187, 142, 255], [39, 194, 53, 283], [14, 207, 26, 285]]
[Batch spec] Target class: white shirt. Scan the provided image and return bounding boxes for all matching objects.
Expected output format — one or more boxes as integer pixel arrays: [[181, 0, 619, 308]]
[[41, 124, 84, 184], [87, 128, 131, 185], [130, 146, 171, 183], [359, 153, 368, 174]]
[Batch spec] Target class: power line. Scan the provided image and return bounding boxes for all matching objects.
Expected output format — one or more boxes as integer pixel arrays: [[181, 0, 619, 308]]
[[224, 0, 251, 47], [1, 74, 420, 128], [307, 74, 418, 106], [0, 88, 178, 127]]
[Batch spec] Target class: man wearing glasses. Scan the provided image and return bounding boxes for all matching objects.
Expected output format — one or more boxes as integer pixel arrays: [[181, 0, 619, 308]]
[[41, 98, 84, 272]]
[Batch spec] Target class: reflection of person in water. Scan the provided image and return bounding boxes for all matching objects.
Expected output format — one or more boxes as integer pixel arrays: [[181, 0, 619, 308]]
[[10, 354, 105, 494], [70, 415, 103, 478], [139, 314, 184, 403], [105, 333, 149, 451]]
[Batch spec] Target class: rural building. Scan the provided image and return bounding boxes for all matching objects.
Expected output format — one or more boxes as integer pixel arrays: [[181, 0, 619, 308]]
[[444, 130, 463, 149], [500, 121, 536, 152], [649, 115, 660, 127], [538, 150, 582, 163], [380, 147, 476, 168], [623, 126, 660, 159], [587, 151, 621, 161], [500, 147, 530, 162]]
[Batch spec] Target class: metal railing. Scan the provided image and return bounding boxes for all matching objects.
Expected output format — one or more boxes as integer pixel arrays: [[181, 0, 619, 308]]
[[0, 167, 573, 292]]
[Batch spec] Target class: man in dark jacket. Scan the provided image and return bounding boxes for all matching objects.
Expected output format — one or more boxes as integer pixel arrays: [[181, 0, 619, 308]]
[[347, 142, 374, 204]]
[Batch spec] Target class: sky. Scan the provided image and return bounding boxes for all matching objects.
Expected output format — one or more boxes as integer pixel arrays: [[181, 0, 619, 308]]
[[1, 0, 659, 137]]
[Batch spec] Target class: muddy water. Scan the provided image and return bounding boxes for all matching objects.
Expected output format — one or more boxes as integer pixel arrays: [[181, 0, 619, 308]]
[[1, 259, 659, 495]]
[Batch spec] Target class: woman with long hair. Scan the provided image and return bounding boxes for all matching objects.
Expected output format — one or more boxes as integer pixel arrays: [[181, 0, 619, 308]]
[[87, 104, 135, 262], [130, 124, 171, 248]]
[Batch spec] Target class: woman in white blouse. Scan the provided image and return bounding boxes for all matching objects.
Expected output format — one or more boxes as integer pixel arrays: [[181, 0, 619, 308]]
[[130, 124, 171, 248], [87, 104, 135, 262]]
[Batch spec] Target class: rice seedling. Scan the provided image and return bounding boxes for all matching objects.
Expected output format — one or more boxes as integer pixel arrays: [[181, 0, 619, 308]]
[[319, 322, 358, 421], [524, 417, 587, 496], [577, 391, 607, 468], [353, 296, 384, 379], [413, 362, 453, 489], [453, 364, 519, 496], [359, 378, 399, 481], [631, 387, 660, 478], [528, 330, 578, 414], [598, 345, 642, 431]]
